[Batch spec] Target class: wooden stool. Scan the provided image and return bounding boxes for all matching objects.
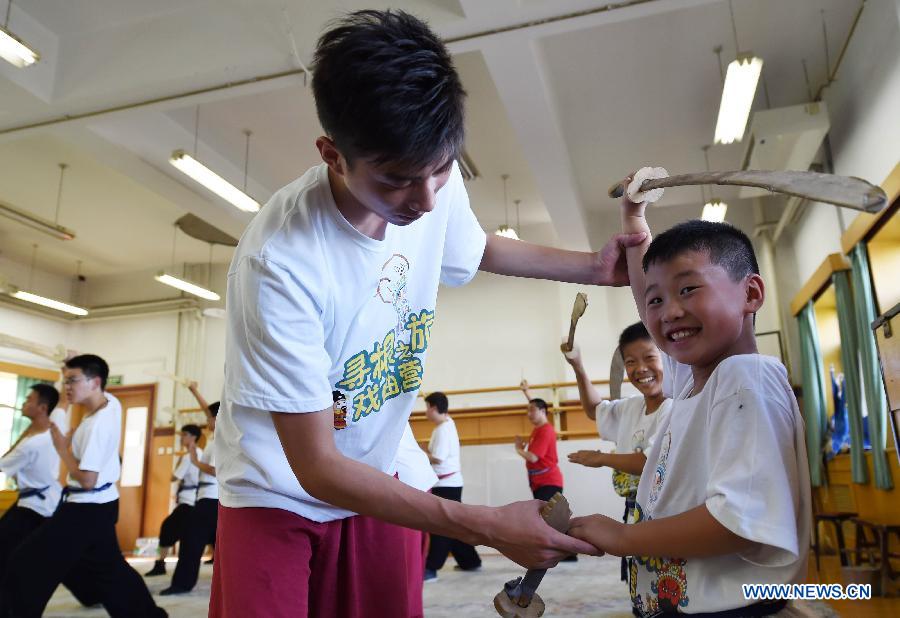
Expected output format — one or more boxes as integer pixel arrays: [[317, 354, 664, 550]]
[[851, 518, 900, 597], [811, 511, 857, 571]]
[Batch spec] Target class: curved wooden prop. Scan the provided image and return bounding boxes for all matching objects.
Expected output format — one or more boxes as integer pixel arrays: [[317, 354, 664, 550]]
[[608, 170, 887, 213], [0, 333, 68, 363], [563, 293, 588, 353], [609, 346, 625, 401], [493, 494, 572, 617], [143, 369, 193, 387]]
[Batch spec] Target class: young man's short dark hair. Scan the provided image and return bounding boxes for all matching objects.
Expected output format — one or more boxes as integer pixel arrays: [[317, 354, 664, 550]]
[[30, 383, 59, 413], [424, 392, 449, 415], [208, 402, 220, 418], [618, 321, 652, 351], [529, 398, 550, 413], [180, 424, 202, 440], [311, 9, 466, 170], [64, 354, 110, 390], [642, 220, 760, 281]]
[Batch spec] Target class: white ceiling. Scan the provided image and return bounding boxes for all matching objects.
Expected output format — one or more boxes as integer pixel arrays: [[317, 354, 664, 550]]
[[0, 0, 867, 288]]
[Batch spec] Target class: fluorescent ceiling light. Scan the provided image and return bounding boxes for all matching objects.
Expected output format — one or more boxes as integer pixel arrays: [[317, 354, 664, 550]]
[[714, 54, 763, 145], [12, 291, 88, 316], [154, 272, 220, 301], [170, 150, 260, 213], [0, 200, 76, 240], [494, 225, 519, 240], [0, 25, 39, 68], [702, 200, 728, 223]]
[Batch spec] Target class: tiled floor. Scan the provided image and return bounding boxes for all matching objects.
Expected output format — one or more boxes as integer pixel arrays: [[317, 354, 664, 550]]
[[39, 553, 898, 617]]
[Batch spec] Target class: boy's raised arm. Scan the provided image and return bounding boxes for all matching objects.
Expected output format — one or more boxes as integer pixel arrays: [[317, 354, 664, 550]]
[[619, 175, 653, 325]]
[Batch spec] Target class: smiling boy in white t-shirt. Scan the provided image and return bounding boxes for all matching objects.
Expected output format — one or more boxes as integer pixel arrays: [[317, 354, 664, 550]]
[[569, 192, 811, 617]]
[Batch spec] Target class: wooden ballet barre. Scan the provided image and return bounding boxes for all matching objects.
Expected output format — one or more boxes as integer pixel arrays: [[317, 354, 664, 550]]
[[417, 378, 620, 398]]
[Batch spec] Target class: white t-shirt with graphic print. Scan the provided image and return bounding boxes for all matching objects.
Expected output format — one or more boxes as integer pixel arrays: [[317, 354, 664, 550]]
[[628, 354, 811, 616], [216, 162, 487, 522], [596, 395, 671, 497], [595, 396, 671, 456]]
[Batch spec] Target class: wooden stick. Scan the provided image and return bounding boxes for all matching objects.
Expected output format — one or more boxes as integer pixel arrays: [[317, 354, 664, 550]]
[[563, 293, 588, 353], [608, 170, 887, 213]]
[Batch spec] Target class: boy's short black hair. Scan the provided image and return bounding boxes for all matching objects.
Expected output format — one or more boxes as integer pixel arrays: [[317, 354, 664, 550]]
[[424, 391, 449, 415], [312, 9, 466, 171], [64, 354, 110, 390], [208, 402, 220, 418], [529, 398, 549, 413], [618, 322, 652, 351], [30, 383, 59, 413], [180, 424, 202, 439], [642, 220, 759, 281]]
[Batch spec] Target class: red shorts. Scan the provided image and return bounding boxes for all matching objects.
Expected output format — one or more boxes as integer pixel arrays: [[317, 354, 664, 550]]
[[209, 505, 425, 618]]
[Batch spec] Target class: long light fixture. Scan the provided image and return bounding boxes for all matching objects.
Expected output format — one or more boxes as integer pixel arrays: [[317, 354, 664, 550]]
[[154, 273, 220, 301], [11, 290, 88, 316], [713, 2, 763, 145], [0, 2, 39, 68], [714, 54, 763, 144], [702, 199, 728, 222], [8, 244, 89, 316], [0, 200, 75, 240], [153, 224, 221, 301], [170, 150, 260, 213], [494, 174, 519, 240]]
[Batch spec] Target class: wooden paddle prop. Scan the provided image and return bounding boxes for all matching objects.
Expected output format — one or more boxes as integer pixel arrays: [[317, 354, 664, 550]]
[[608, 169, 887, 213], [609, 346, 625, 401], [493, 494, 572, 618], [562, 293, 588, 353]]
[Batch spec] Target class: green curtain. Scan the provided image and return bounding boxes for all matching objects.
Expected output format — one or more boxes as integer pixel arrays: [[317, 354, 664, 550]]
[[798, 301, 828, 487], [833, 271, 869, 484], [9, 377, 52, 448], [850, 244, 893, 489]]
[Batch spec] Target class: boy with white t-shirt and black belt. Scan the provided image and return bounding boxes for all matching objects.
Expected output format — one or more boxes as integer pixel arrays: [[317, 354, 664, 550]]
[[0, 384, 63, 582], [569, 196, 811, 616], [160, 382, 218, 595], [209, 10, 648, 617], [423, 391, 481, 581], [1, 354, 166, 618], [144, 423, 203, 578]]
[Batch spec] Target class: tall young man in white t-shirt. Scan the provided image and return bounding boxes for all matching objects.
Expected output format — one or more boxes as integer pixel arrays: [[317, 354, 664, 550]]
[[210, 10, 646, 617], [0, 384, 63, 582], [569, 202, 811, 616], [423, 391, 481, 581], [1, 354, 166, 618]]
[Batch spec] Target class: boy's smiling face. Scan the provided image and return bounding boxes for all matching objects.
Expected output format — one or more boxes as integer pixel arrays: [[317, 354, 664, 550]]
[[621, 338, 664, 398], [643, 249, 764, 373]]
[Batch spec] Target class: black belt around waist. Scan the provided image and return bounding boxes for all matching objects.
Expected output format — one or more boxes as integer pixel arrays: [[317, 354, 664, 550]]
[[197, 481, 215, 487], [177, 483, 199, 493], [633, 599, 787, 618], [18, 486, 50, 500], [61, 481, 113, 501]]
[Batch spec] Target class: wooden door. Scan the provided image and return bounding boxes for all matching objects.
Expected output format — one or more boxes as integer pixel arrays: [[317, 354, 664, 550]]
[[108, 384, 156, 553]]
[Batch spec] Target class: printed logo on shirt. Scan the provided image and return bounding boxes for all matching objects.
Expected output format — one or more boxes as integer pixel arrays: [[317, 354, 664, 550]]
[[628, 502, 690, 617], [332, 390, 348, 430], [376, 253, 411, 341], [334, 308, 435, 424], [647, 430, 671, 512]]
